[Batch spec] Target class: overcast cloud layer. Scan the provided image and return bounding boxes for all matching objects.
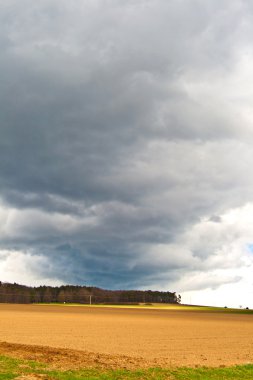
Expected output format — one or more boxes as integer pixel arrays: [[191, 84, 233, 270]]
[[1, 0, 253, 307]]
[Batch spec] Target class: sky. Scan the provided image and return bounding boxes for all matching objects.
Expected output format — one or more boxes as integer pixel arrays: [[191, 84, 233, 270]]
[[1, 0, 253, 308]]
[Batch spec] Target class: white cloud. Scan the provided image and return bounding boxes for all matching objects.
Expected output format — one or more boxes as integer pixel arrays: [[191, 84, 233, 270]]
[[173, 204, 253, 306], [0, 249, 62, 286]]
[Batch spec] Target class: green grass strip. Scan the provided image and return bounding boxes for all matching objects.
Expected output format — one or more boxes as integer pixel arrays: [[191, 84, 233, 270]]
[[1, 355, 253, 379], [34, 303, 253, 314]]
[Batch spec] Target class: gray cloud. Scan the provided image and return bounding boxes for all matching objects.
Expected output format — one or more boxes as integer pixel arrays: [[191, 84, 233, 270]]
[[1, 0, 253, 298]]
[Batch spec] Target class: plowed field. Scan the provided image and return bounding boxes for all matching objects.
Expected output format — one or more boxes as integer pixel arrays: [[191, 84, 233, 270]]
[[0, 304, 253, 369]]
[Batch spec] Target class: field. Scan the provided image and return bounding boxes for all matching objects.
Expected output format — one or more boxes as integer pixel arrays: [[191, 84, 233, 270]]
[[0, 303, 253, 379]]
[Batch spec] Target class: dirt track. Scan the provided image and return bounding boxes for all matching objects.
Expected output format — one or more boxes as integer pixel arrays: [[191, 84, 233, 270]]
[[0, 304, 253, 368]]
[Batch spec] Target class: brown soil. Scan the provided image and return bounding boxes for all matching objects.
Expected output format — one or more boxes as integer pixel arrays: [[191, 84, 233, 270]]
[[0, 303, 253, 369]]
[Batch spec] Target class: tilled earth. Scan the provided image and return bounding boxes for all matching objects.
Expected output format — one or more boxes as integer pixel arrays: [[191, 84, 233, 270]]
[[0, 304, 253, 369]]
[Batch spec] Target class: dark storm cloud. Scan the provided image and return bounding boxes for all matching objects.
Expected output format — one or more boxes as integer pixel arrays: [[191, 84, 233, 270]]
[[1, 0, 253, 292]]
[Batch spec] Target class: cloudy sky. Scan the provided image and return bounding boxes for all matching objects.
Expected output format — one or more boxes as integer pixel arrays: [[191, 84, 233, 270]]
[[1, 0, 253, 307]]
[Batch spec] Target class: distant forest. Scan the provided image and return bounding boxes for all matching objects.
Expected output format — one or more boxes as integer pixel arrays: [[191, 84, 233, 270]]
[[0, 281, 181, 304]]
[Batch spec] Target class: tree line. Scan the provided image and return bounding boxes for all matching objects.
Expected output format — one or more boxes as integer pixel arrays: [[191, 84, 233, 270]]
[[0, 281, 181, 304]]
